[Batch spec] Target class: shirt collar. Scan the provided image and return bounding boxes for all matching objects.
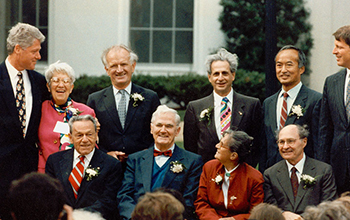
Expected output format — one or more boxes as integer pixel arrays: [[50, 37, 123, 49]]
[[5, 57, 28, 81], [285, 152, 306, 174], [279, 81, 302, 99], [73, 148, 95, 164], [154, 144, 175, 155], [213, 88, 233, 106], [112, 82, 132, 96]]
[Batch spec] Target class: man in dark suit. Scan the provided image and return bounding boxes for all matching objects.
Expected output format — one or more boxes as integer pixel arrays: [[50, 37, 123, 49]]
[[117, 105, 203, 220], [318, 25, 350, 195], [264, 124, 337, 220], [260, 45, 322, 172], [0, 22, 49, 219], [184, 48, 262, 166], [46, 115, 123, 220], [87, 44, 160, 163]]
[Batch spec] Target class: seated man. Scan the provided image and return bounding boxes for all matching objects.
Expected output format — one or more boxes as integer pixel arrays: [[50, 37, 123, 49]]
[[46, 115, 123, 220], [117, 105, 203, 220], [263, 124, 337, 220]]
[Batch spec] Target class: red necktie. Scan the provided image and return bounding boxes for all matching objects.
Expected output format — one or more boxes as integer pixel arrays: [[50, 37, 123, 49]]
[[279, 92, 288, 129], [290, 167, 299, 201], [69, 156, 85, 199], [153, 150, 172, 157]]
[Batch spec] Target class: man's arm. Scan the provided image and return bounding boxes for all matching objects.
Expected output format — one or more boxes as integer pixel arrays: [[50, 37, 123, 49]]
[[263, 170, 278, 205], [320, 164, 338, 201], [184, 103, 200, 154]]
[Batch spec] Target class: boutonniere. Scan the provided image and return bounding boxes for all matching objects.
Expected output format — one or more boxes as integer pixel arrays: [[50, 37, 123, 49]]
[[66, 106, 83, 119], [300, 174, 317, 189], [170, 161, 186, 173], [289, 105, 305, 119], [200, 107, 214, 125], [130, 93, 145, 107], [211, 173, 223, 185], [85, 166, 100, 181]]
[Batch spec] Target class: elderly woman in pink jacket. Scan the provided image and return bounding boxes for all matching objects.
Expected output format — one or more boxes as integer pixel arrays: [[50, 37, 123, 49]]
[[37, 61, 96, 173]]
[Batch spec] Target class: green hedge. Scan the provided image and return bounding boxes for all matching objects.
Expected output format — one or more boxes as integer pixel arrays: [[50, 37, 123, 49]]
[[70, 70, 266, 109]]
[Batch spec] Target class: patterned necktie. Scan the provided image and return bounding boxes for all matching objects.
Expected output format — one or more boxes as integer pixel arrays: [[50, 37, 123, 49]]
[[346, 80, 350, 122], [220, 97, 231, 134], [153, 149, 172, 157], [16, 72, 26, 137], [279, 92, 288, 129], [290, 167, 299, 201], [69, 156, 85, 199], [118, 89, 126, 129]]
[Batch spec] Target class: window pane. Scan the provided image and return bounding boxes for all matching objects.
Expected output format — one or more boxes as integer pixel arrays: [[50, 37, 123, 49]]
[[5, 0, 19, 26], [22, 0, 36, 25], [130, 0, 150, 27], [130, 30, 150, 62], [39, 0, 48, 26], [153, 31, 171, 63], [153, 0, 172, 28], [175, 31, 192, 63], [176, 0, 193, 28]]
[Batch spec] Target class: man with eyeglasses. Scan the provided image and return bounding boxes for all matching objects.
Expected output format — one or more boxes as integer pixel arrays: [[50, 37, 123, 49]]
[[263, 124, 337, 220]]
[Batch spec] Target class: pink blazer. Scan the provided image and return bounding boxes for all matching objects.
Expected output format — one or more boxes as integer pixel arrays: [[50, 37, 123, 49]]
[[37, 100, 95, 173]]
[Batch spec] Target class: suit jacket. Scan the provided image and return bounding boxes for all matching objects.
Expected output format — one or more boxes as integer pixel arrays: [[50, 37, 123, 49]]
[[263, 156, 337, 215], [117, 145, 203, 220], [318, 69, 350, 189], [87, 83, 160, 154], [0, 61, 48, 218], [195, 160, 264, 220], [46, 148, 123, 220], [184, 90, 262, 166], [260, 85, 322, 172]]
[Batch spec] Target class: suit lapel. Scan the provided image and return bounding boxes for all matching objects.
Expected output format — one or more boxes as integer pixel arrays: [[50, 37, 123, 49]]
[[124, 83, 139, 131], [162, 145, 184, 188], [276, 162, 296, 208], [141, 148, 154, 192], [334, 70, 348, 125], [267, 92, 279, 132], [60, 150, 75, 203], [230, 91, 244, 129], [286, 85, 308, 125], [103, 86, 123, 131], [26, 70, 41, 137]]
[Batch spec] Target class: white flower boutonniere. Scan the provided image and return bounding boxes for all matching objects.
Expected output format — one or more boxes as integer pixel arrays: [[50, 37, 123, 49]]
[[67, 106, 83, 116], [170, 161, 186, 173], [289, 105, 305, 119], [85, 166, 100, 181], [301, 174, 317, 189], [212, 173, 223, 185], [130, 93, 145, 107], [199, 107, 214, 125]]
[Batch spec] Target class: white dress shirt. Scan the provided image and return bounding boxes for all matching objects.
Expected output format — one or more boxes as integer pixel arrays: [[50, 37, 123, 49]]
[[154, 144, 175, 167], [113, 83, 132, 112], [213, 88, 234, 139], [72, 148, 95, 173], [285, 153, 306, 183]]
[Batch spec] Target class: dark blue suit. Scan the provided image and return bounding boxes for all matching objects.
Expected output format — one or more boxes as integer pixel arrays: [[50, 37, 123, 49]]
[[0, 61, 48, 219], [260, 85, 322, 172], [87, 83, 160, 154], [46, 148, 123, 220], [117, 145, 203, 220]]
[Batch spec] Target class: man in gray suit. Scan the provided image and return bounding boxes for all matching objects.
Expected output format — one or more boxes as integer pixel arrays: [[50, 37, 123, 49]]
[[264, 124, 337, 220]]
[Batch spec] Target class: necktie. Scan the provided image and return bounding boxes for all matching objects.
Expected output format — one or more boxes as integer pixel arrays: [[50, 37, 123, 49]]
[[279, 92, 288, 129], [16, 72, 26, 137], [220, 97, 231, 134], [346, 80, 350, 122], [118, 89, 126, 128], [69, 156, 85, 199], [290, 167, 299, 201], [153, 149, 172, 157]]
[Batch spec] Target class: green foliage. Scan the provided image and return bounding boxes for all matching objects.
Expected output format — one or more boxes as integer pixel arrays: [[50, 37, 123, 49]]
[[219, 0, 313, 73], [70, 71, 265, 109]]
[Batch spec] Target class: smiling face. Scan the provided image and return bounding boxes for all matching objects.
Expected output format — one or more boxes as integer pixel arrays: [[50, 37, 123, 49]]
[[214, 135, 235, 164], [275, 49, 305, 91], [151, 112, 180, 151], [12, 39, 42, 71], [278, 125, 307, 165], [69, 120, 97, 156], [105, 48, 136, 90], [333, 38, 350, 69], [208, 60, 235, 97], [47, 72, 74, 106]]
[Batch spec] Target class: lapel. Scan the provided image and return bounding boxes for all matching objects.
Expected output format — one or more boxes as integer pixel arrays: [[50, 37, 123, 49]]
[[124, 83, 139, 131], [285, 85, 308, 125], [276, 161, 296, 208], [103, 86, 123, 131], [26, 70, 41, 136], [205, 93, 220, 142], [266, 92, 279, 131], [59, 150, 75, 202], [333, 70, 348, 125], [230, 91, 244, 129], [140, 147, 154, 192], [162, 145, 185, 188]]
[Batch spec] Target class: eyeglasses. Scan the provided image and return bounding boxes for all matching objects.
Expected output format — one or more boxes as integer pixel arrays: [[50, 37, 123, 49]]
[[276, 138, 300, 146], [217, 143, 231, 151], [50, 77, 71, 85]]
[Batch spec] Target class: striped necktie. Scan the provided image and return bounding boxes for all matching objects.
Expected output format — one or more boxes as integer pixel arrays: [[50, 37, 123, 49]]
[[16, 72, 26, 137], [221, 97, 231, 134], [69, 156, 85, 199], [279, 92, 288, 129]]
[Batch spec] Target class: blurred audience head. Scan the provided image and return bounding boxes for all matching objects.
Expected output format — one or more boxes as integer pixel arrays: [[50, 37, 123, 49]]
[[303, 200, 350, 220], [249, 203, 284, 220]]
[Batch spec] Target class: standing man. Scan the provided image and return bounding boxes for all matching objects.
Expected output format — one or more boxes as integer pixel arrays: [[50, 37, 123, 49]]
[[318, 25, 350, 194], [264, 124, 337, 220], [46, 115, 123, 219], [0, 22, 48, 219], [260, 45, 322, 172], [117, 105, 203, 220], [87, 44, 160, 162], [184, 48, 262, 166]]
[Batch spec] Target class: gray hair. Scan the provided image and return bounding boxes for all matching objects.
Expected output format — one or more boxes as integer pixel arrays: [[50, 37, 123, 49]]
[[275, 45, 307, 68], [222, 129, 253, 163], [151, 105, 181, 126], [205, 48, 238, 74], [45, 61, 76, 86], [68, 115, 97, 134], [7, 22, 45, 54], [101, 44, 138, 67], [303, 200, 350, 220], [275, 124, 310, 140]]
